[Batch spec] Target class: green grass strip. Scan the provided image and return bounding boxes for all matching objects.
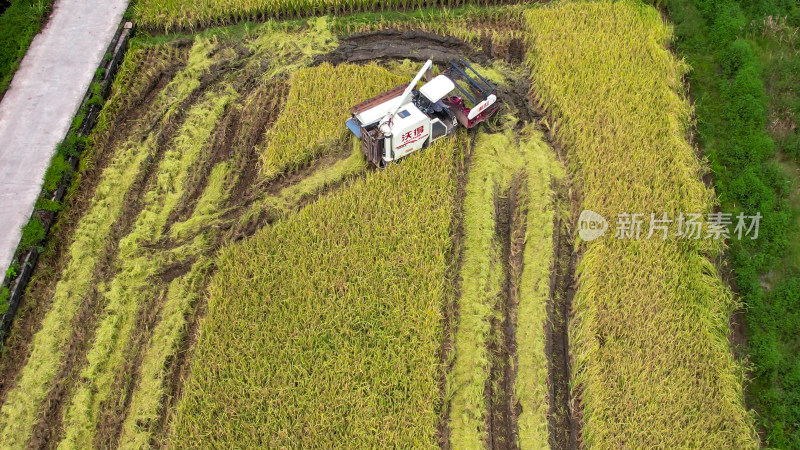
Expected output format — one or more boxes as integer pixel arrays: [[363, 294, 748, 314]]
[[0, 0, 55, 96]]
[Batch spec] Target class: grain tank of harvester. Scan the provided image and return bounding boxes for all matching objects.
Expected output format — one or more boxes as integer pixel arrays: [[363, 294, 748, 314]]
[[345, 59, 500, 167]]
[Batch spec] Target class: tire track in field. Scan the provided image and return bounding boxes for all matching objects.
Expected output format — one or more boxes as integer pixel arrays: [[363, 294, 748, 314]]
[[547, 176, 576, 450], [486, 173, 523, 450], [437, 133, 471, 450]]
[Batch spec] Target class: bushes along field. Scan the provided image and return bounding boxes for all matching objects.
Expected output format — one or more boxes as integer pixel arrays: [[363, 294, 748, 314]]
[[169, 136, 463, 447], [663, 0, 800, 444], [525, 1, 757, 446], [0, 0, 55, 97]]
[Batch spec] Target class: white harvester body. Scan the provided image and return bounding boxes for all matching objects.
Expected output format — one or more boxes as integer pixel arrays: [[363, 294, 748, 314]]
[[346, 59, 500, 167]]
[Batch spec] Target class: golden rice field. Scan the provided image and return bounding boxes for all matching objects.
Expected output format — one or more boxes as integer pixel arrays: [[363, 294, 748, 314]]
[[134, 0, 508, 32], [260, 62, 404, 179], [524, 0, 758, 447], [0, 1, 764, 448], [171, 135, 464, 447]]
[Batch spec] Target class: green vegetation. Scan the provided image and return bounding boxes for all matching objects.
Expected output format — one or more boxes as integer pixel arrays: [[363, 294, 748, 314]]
[[0, 0, 55, 96], [18, 218, 45, 250], [663, 0, 800, 445], [525, 1, 757, 446], [170, 137, 462, 447]]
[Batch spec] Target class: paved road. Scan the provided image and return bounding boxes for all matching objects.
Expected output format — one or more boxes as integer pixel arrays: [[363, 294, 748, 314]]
[[0, 0, 128, 283]]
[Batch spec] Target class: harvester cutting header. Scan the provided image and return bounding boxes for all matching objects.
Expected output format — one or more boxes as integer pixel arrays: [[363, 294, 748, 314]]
[[346, 59, 500, 167]]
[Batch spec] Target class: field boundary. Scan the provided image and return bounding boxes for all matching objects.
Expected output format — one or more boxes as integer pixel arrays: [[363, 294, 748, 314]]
[[0, 20, 134, 344]]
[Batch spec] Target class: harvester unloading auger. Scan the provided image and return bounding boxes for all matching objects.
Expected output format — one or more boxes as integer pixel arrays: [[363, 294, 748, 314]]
[[346, 59, 500, 167]]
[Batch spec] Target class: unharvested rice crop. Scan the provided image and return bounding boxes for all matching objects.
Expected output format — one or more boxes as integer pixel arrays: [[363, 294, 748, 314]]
[[169, 137, 464, 447], [524, 1, 757, 447], [134, 0, 505, 32], [259, 62, 404, 179]]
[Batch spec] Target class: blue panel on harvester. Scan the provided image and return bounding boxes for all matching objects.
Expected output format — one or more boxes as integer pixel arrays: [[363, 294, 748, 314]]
[[345, 118, 361, 138]]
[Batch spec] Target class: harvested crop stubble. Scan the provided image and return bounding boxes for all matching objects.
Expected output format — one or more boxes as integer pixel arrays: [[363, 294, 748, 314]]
[[514, 127, 563, 449], [169, 136, 465, 447], [447, 129, 509, 448], [259, 62, 404, 180], [525, 1, 757, 447], [59, 86, 237, 449], [448, 123, 560, 448]]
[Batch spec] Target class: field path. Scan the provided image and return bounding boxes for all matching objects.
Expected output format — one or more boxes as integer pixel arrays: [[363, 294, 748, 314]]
[[0, 0, 128, 281]]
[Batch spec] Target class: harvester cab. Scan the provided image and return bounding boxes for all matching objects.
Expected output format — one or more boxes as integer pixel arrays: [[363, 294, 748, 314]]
[[346, 59, 500, 167]]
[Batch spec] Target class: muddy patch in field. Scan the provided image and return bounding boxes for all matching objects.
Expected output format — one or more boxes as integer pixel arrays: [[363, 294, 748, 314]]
[[319, 29, 489, 65], [486, 172, 525, 450], [437, 134, 471, 449]]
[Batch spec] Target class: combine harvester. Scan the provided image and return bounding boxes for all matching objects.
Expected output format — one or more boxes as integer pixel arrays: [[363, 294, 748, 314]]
[[346, 59, 500, 167]]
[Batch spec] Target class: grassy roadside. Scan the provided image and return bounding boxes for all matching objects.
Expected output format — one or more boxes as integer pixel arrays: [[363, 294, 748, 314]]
[[0, 0, 55, 98], [663, 0, 800, 445]]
